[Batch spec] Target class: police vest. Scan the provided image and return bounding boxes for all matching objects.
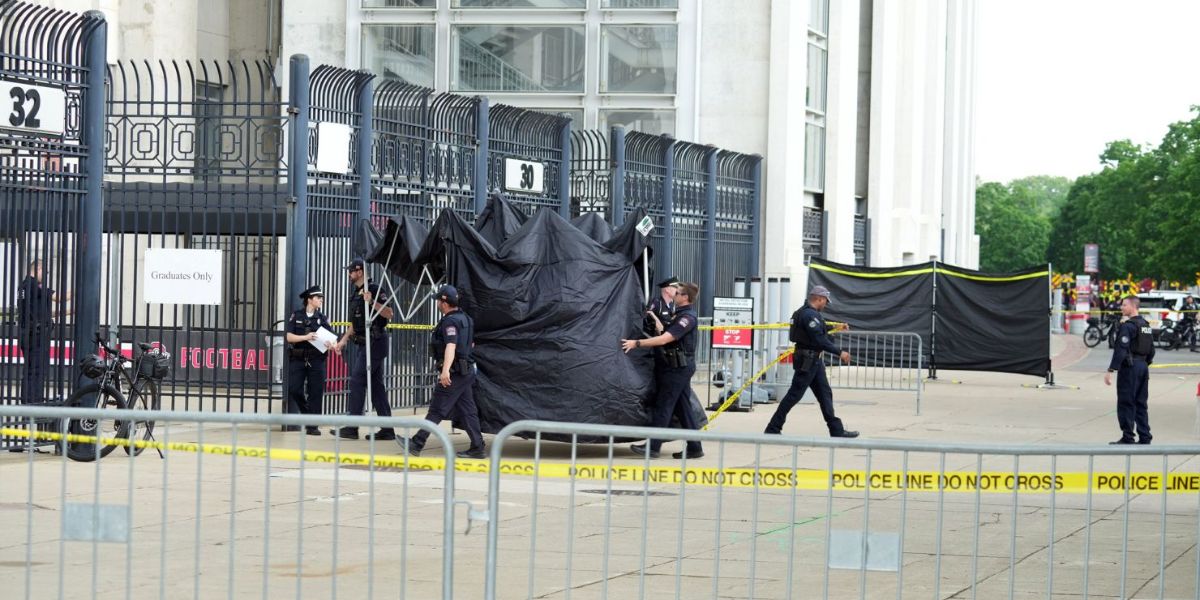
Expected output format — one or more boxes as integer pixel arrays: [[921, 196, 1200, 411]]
[[1129, 316, 1153, 356]]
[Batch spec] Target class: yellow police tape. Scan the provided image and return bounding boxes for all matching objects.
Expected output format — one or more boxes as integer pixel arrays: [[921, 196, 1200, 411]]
[[703, 348, 794, 430], [1150, 363, 1200, 369], [329, 321, 435, 330], [7, 427, 1197, 494]]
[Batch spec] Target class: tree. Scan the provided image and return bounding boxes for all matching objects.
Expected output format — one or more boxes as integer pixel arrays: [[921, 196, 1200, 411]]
[[975, 177, 1060, 272]]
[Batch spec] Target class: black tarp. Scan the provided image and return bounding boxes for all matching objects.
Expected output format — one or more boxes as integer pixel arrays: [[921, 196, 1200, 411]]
[[368, 194, 656, 435], [808, 258, 1050, 378]]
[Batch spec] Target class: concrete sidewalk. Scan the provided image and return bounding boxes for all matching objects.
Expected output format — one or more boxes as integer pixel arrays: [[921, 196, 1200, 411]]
[[3, 332, 1199, 599]]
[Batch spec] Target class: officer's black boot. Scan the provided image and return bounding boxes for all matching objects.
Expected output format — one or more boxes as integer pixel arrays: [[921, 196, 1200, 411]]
[[456, 446, 486, 459], [329, 427, 359, 440], [305, 426, 321, 436], [281, 425, 301, 432], [395, 436, 421, 456], [365, 428, 396, 441]]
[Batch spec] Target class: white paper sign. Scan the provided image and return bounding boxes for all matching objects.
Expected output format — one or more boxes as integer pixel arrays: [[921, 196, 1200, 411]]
[[712, 297, 754, 350], [309, 327, 338, 354], [636, 215, 655, 237], [504, 158, 545, 194], [315, 122, 352, 174], [1, 79, 67, 136], [144, 249, 223, 305]]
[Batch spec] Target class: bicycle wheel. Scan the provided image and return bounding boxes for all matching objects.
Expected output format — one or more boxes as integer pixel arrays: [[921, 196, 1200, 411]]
[[64, 383, 130, 462], [1083, 326, 1102, 348], [124, 378, 160, 456]]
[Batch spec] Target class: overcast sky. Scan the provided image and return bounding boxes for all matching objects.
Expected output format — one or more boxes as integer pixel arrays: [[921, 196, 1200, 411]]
[[975, 0, 1200, 184]]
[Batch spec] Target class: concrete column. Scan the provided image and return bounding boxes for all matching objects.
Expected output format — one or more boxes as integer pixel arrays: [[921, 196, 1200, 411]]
[[763, 0, 810, 294], [822, 0, 861, 265]]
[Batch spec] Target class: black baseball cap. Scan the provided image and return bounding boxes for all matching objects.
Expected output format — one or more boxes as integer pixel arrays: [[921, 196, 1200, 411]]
[[345, 258, 365, 271], [437, 284, 459, 306]]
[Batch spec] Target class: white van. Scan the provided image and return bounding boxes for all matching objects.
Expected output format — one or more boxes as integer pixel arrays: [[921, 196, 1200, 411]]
[[1138, 290, 1190, 328]]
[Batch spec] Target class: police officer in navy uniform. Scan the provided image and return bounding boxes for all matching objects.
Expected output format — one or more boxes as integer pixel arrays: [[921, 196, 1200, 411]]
[[765, 286, 859, 438], [397, 285, 486, 458], [331, 258, 396, 441], [1180, 295, 1198, 351], [622, 281, 704, 459], [1105, 295, 1155, 444], [644, 276, 679, 336], [17, 259, 54, 404], [285, 285, 334, 435]]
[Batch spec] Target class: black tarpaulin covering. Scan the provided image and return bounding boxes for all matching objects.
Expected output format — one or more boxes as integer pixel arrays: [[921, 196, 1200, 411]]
[[807, 258, 1050, 378], [368, 194, 656, 435], [933, 263, 1051, 377]]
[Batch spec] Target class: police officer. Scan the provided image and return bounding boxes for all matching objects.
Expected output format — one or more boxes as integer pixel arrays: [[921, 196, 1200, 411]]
[[621, 281, 704, 459], [17, 259, 53, 404], [1105, 295, 1155, 444], [331, 258, 396, 441], [765, 286, 859, 438], [397, 285, 486, 459], [285, 285, 334, 435], [1180, 295, 1198, 351], [644, 276, 679, 336]]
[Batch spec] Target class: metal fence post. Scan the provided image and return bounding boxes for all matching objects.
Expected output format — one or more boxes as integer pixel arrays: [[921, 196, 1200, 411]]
[[559, 118, 572, 219], [749, 155, 763, 278], [76, 11, 107, 368], [288, 55, 311, 307], [475, 97, 490, 214], [660, 136, 676, 279], [702, 149, 718, 315], [610, 126, 626, 227], [356, 73, 375, 231]]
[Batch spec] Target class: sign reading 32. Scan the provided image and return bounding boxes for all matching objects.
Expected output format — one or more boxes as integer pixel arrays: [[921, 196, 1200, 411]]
[[1, 80, 67, 136]]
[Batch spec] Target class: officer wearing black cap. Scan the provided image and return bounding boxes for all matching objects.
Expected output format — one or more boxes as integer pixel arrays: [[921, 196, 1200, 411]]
[[1104, 295, 1155, 444], [765, 285, 859, 438], [17, 259, 54, 404], [644, 276, 679, 336], [622, 281, 704, 459], [285, 285, 334, 435], [397, 284, 486, 458], [331, 258, 396, 440]]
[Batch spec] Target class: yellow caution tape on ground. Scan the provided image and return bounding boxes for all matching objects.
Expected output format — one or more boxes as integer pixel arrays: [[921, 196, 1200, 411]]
[[1149, 363, 1200, 369], [5, 427, 1197, 494]]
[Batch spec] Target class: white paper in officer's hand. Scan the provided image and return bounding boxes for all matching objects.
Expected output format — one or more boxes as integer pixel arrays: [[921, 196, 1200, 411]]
[[309, 327, 338, 353]]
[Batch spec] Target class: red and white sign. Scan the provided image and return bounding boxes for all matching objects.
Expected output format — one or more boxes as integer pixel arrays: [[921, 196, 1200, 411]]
[[712, 297, 754, 350], [0, 339, 75, 365]]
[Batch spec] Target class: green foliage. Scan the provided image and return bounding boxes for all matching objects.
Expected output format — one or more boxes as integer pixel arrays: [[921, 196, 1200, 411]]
[[975, 177, 1058, 272], [1046, 107, 1200, 281]]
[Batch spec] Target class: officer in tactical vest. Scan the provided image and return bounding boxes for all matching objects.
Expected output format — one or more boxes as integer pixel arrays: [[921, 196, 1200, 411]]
[[397, 285, 486, 458], [622, 281, 704, 459], [331, 258, 396, 441], [765, 285, 859, 438], [17, 259, 54, 404], [284, 285, 334, 435], [1105, 295, 1156, 444]]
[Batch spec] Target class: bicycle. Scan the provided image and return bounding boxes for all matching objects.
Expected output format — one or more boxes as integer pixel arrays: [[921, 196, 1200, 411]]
[[61, 330, 170, 461], [1082, 315, 1118, 348]]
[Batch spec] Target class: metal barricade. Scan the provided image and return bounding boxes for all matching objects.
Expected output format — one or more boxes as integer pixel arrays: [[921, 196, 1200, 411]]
[[484, 420, 1200, 600], [813, 330, 924, 414], [0, 405, 464, 600]]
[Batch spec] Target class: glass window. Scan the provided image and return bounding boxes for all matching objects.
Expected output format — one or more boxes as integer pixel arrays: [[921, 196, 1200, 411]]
[[452, 25, 586, 93], [600, 25, 678, 94], [602, 0, 678, 8], [453, 0, 585, 8], [809, 0, 829, 35], [806, 43, 827, 112], [363, 25, 437, 88], [600, 109, 675, 136], [363, 0, 436, 7], [805, 123, 825, 191], [526, 108, 584, 127]]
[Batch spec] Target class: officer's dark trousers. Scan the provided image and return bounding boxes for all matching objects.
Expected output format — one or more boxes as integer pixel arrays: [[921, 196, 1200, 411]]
[[647, 363, 703, 454], [19, 332, 48, 404], [346, 338, 392, 431], [765, 361, 846, 436], [1115, 359, 1151, 443], [411, 371, 484, 451], [287, 357, 326, 415]]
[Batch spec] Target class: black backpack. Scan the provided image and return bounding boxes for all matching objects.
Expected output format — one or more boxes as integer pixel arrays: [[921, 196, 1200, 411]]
[[788, 308, 805, 343]]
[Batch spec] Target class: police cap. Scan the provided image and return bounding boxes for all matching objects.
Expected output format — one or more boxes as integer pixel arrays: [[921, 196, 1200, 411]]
[[656, 276, 680, 289], [809, 285, 833, 304], [437, 284, 459, 306], [299, 285, 324, 300], [345, 258, 365, 271]]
